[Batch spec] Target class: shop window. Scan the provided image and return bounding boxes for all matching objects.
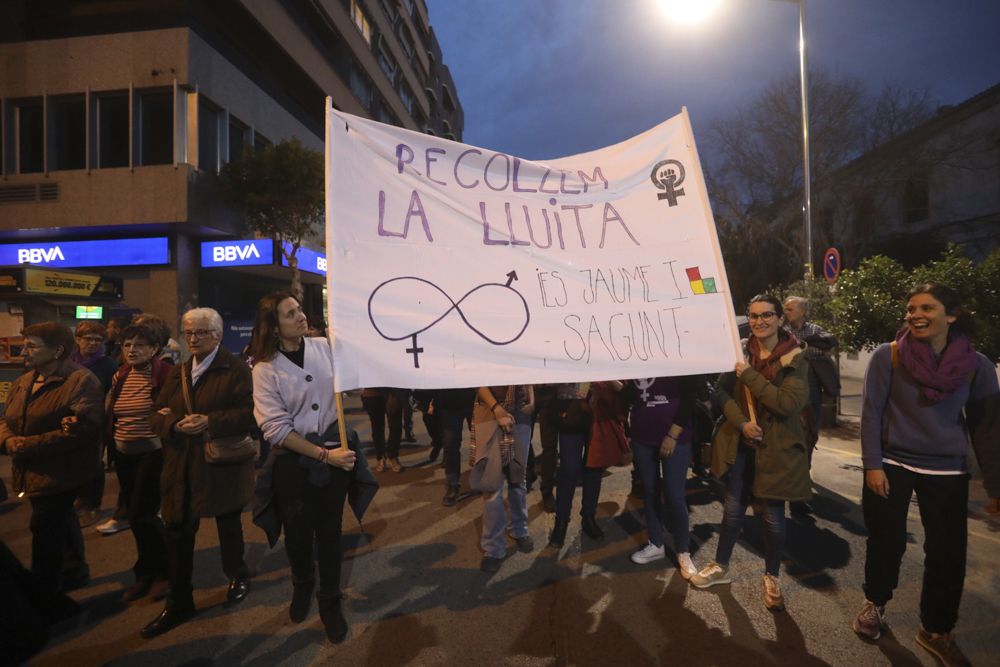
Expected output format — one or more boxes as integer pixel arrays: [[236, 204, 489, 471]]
[[350, 64, 373, 111], [97, 93, 129, 168], [16, 99, 44, 173], [198, 101, 220, 172], [228, 116, 248, 163], [351, 0, 372, 45], [51, 95, 86, 171], [138, 90, 172, 166]]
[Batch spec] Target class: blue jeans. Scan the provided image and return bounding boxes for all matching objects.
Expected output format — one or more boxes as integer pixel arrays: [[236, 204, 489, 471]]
[[480, 422, 530, 558], [715, 445, 786, 576], [439, 407, 466, 487], [555, 432, 602, 522], [632, 438, 691, 552]]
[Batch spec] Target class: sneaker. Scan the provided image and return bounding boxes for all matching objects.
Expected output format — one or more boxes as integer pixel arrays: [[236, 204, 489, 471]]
[[78, 507, 101, 528], [690, 561, 732, 589], [763, 574, 785, 611], [915, 625, 972, 667], [442, 485, 460, 507], [96, 517, 130, 535], [389, 458, 403, 473], [480, 556, 503, 573], [511, 533, 534, 553], [852, 599, 885, 640], [677, 552, 698, 580], [373, 458, 386, 473], [630, 542, 666, 565]]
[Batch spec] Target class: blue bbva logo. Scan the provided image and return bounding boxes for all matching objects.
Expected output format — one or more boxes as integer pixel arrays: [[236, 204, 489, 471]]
[[213, 244, 261, 262]]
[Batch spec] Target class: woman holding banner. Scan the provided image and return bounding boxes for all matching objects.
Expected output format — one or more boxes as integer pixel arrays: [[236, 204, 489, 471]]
[[690, 294, 810, 612], [250, 291, 356, 644]]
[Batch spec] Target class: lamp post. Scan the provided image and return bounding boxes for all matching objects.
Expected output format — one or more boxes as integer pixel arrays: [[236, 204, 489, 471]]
[[658, 0, 814, 277]]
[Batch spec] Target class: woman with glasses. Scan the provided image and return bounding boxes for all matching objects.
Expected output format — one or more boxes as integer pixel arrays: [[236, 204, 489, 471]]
[[690, 295, 810, 612], [250, 291, 356, 644], [72, 321, 118, 527], [851, 284, 998, 665], [106, 324, 172, 602], [142, 308, 257, 638]]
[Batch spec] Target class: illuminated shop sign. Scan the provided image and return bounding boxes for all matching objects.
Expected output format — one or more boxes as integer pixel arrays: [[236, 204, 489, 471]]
[[281, 242, 327, 276], [0, 238, 170, 268], [200, 239, 274, 267]]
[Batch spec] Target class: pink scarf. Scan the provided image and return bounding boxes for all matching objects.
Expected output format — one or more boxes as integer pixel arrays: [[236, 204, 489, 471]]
[[895, 328, 978, 403]]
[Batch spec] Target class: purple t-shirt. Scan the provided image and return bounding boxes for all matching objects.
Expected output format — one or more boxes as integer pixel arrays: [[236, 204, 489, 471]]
[[629, 377, 693, 445]]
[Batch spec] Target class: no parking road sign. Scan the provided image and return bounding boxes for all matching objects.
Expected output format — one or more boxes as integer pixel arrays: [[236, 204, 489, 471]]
[[823, 247, 841, 284]]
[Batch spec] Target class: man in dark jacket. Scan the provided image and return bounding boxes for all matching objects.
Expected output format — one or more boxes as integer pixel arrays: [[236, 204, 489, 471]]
[[0, 322, 104, 593]]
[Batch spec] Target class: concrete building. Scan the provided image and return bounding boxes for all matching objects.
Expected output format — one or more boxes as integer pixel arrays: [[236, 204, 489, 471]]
[[0, 0, 464, 360]]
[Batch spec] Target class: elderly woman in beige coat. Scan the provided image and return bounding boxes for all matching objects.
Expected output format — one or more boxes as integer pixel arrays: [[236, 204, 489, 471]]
[[141, 307, 257, 638]]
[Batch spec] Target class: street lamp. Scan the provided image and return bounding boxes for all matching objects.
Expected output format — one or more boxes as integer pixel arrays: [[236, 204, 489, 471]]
[[658, 0, 814, 278]]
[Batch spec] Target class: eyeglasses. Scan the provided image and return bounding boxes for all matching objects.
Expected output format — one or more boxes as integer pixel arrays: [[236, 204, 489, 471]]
[[747, 311, 778, 322], [182, 329, 214, 340]]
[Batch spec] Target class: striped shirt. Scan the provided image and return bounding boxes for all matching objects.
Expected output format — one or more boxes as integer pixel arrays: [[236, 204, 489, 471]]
[[113, 365, 156, 440]]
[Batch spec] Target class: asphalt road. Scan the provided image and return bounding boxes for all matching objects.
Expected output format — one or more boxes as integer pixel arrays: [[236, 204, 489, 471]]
[[2, 395, 998, 666]]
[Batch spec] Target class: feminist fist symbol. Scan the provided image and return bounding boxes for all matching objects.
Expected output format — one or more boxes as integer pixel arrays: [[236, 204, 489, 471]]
[[368, 271, 530, 368]]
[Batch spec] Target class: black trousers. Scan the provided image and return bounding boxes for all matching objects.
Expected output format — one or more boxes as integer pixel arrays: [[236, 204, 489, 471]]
[[273, 454, 349, 602], [536, 395, 569, 494], [362, 393, 402, 458], [28, 486, 87, 593], [115, 449, 167, 580], [164, 503, 248, 610], [76, 438, 106, 510], [862, 464, 969, 633]]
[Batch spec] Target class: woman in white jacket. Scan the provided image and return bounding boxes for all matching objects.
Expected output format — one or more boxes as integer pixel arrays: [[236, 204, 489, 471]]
[[250, 291, 356, 644]]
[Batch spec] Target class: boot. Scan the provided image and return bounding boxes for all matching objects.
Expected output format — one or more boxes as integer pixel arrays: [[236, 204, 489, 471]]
[[319, 597, 349, 644], [549, 519, 568, 548], [581, 514, 604, 540]]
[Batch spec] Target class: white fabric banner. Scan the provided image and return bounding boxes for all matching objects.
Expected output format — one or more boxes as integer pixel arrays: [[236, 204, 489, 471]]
[[326, 103, 740, 391]]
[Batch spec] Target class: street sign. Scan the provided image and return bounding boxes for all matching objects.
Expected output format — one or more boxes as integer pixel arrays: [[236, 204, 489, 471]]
[[823, 247, 841, 284]]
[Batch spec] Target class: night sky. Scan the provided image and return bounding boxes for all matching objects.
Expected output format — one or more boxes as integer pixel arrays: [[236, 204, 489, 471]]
[[425, 0, 1000, 160]]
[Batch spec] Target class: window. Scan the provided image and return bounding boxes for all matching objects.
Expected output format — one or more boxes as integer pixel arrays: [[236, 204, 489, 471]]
[[378, 0, 396, 23], [397, 25, 414, 59], [228, 117, 248, 163], [51, 95, 86, 170], [16, 99, 44, 173], [253, 132, 271, 154], [903, 169, 929, 223], [138, 90, 172, 166], [442, 84, 456, 113], [349, 64, 373, 111], [397, 82, 414, 115], [377, 40, 398, 83], [97, 93, 129, 168], [351, 0, 372, 44], [400, 0, 414, 17], [374, 98, 399, 127], [198, 102, 220, 172]]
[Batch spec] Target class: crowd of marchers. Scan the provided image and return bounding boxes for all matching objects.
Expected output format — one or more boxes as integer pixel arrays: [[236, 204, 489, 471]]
[[1, 283, 998, 667]]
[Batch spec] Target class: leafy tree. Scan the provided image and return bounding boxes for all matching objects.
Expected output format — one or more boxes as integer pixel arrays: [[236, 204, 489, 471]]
[[218, 138, 324, 301], [789, 245, 1000, 361]]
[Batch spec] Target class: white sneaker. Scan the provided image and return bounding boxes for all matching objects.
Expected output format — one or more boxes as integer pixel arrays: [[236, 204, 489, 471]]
[[630, 542, 666, 565], [677, 552, 698, 580], [690, 561, 732, 588], [96, 518, 130, 535]]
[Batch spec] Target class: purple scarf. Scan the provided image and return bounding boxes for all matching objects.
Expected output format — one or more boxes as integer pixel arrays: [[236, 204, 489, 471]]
[[70, 348, 105, 369], [895, 328, 978, 403]]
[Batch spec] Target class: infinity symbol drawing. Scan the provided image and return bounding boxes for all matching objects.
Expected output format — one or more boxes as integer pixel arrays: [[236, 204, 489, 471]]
[[367, 274, 530, 368]]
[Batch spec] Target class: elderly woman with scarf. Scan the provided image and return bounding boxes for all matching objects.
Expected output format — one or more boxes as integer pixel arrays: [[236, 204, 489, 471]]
[[852, 284, 998, 666], [690, 294, 810, 612]]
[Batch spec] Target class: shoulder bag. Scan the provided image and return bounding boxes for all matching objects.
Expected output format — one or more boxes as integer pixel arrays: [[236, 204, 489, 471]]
[[181, 363, 258, 465]]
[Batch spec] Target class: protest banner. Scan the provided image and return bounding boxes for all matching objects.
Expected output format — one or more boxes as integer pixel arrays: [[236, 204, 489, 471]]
[[326, 101, 741, 391]]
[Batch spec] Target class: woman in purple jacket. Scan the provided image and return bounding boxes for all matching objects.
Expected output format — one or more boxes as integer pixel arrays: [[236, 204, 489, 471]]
[[852, 284, 999, 667]]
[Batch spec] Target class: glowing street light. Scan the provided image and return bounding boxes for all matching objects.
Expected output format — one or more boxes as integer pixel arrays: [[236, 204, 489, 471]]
[[658, 0, 814, 278]]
